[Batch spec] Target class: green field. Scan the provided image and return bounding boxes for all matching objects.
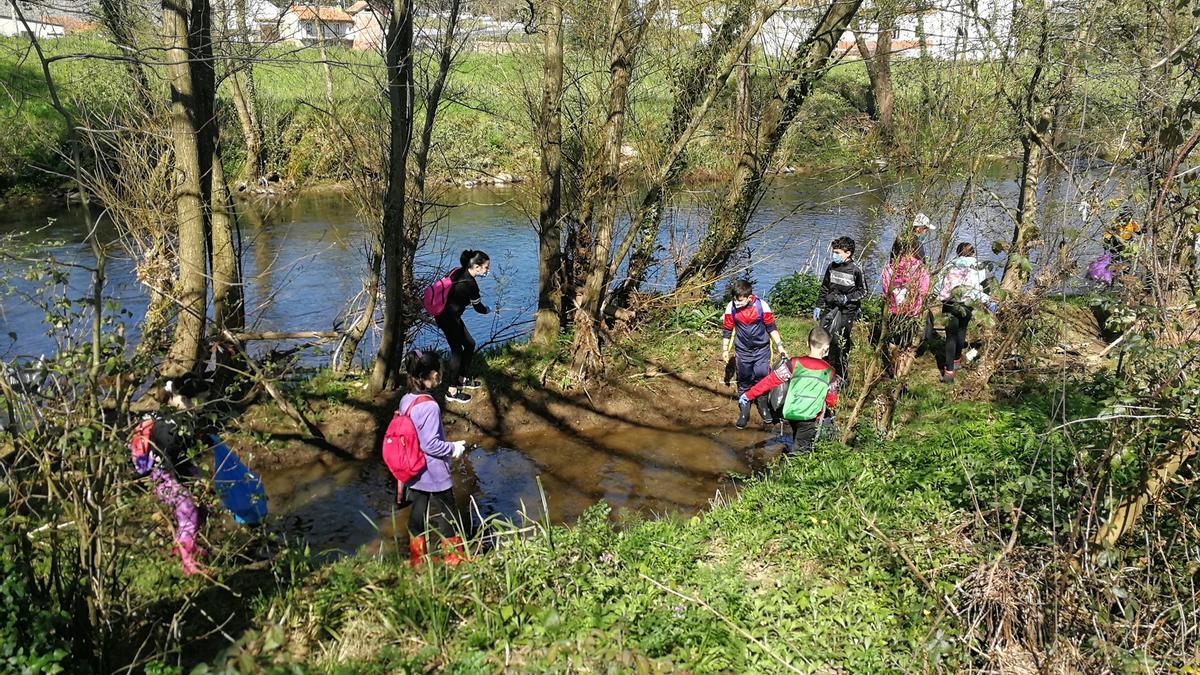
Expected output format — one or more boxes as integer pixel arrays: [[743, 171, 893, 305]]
[[0, 30, 1138, 204]]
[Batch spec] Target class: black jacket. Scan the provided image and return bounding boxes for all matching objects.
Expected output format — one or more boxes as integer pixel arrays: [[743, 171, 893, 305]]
[[817, 259, 868, 315]]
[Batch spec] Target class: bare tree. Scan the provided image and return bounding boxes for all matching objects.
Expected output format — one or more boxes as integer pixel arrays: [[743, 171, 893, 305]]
[[369, 0, 417, 392], [532, 0, 566, 347], [161, 0, 210, 376], [852, 7, 894, 135], [569, 0, 661, 377], [677, 0, 865, 291]]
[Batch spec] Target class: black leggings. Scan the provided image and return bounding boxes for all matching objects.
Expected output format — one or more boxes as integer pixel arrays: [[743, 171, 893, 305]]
[[787, 418, 819, 455], [436, 311, 476, 387], [827, 321, 852, 389], [407, 487, 460, 540], [943, 302, 972, 371]]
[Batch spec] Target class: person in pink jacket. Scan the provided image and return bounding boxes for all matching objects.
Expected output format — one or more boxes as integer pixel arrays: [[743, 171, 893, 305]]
[[130, 373, 210, 575], [398, 350, 470, 565], [881, 237, 931, 377]]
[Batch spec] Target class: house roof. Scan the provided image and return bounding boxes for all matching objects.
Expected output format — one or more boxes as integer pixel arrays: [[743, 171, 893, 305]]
[[42, 14, 96, 31], [287, 5, 353, 22], [346, 0, 388, 15]]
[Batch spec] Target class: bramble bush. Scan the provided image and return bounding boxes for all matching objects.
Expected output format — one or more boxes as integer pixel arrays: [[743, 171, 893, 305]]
[[767, 273, 821, 316]]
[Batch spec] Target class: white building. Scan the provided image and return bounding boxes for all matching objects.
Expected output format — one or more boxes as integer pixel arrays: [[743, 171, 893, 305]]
[[0, 0, 95, 39], [225, 0, 283, 42], [279, 3, 384, 50], [708, 0, 1012, 61]]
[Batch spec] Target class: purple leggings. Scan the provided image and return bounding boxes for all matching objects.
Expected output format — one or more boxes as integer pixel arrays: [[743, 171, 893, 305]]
[[151, 468, 200, 545]]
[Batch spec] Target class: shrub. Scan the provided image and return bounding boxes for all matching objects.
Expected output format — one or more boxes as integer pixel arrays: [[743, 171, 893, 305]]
[[767, 273, 822, 317]]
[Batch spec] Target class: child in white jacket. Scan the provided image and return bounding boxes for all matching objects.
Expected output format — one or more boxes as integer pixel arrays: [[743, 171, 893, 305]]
[[936, 243, 993, 382]]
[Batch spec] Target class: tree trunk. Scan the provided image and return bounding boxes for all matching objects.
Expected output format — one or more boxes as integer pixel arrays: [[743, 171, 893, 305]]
[[1000, 105, 1052, 293], [162, 0, 208, 377], [532, 0, 565, 348], [218, 0, 266, 183], [611, 0, 771, 306], [210, 146, 243, 332], [677, 0, 864, 291], [334, 248, 381, 372], [735, 46, 751, 141], [96, 0, 153, 103], [409, 0, 460, 218], [853, 13, 893, 135], [570, 0, 659, 377], [1092, 432, 1199, 549], [369, 0, 415, 393], [318, 21, 336, 108]]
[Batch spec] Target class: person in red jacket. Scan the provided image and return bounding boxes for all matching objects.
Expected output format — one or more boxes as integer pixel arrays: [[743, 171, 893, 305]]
[[740, 327, 839, 455]]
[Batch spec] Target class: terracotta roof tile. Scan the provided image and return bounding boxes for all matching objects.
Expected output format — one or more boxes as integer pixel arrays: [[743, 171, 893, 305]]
[[288, 4, 353, 22]]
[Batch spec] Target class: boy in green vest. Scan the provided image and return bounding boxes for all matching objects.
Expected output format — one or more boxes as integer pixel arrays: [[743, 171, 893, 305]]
[[739, 326, 839, 455]]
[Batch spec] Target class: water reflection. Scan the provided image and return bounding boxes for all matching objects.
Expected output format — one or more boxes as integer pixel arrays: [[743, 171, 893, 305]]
[[1, 171, 1113, 361], [255, 421, 786, 557]]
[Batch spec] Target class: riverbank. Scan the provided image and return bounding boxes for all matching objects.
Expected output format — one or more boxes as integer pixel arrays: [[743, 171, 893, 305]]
[[164, 305, 1135, 671], [1, 33, 1133, 208]]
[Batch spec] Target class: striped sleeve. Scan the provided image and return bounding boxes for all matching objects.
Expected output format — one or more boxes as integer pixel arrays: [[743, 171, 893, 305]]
[[722, 301, 735, 338]]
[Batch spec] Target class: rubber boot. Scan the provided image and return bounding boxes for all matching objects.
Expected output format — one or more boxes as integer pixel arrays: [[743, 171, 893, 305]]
[[735, 399, 752, 429], [175, 538, 206, 576], [440, 536, 472, 566], [756, 397, 777, 425], [409, 534, 429, 566]]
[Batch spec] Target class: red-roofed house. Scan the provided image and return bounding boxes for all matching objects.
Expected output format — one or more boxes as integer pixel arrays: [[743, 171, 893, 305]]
[[280, 4, 355, 46]]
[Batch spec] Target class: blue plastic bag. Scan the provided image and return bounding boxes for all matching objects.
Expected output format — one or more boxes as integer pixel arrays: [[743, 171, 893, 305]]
[[210, 434, 269, 526]]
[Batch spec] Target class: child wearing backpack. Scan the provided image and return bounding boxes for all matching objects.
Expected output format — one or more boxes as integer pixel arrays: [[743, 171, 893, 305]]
[[740, 327, 839, 455], [395, 350, 470, 565], [722, 279, 787, 429], [129, 373, 211, 576], [815, 236, 867, 394], [427, 250, 491, 404], [935, 242, 993, 383]]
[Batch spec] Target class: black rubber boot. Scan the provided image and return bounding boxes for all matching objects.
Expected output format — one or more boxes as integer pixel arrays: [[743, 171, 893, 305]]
[[735, 399, 752, 429], [756, 397, 777, 425]]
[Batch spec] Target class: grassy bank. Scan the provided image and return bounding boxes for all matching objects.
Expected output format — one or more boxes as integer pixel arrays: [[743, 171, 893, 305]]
[[182, 369, 1094, 671], [134, 305, 1170, 672], [0, 32, 1135, 205]]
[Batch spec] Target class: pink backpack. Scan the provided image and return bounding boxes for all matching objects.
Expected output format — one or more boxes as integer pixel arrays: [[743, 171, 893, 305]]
[[422, 268, 459, 317], [382, 395, 435, 495]]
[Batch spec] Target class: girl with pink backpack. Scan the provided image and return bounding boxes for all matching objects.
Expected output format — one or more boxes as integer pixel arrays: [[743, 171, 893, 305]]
[[425, 250, 491, 404], [396, 350, 471, 565], [935, 243, 994, 383]]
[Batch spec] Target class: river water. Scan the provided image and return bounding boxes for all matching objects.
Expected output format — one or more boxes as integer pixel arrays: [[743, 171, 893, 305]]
[[0, 172, 1106, 555]]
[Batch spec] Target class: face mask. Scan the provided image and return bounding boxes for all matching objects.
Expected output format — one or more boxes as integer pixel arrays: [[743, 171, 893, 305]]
[[954, 256, 976, 267], [832, 254, 847, 264], [734, 298, 751, 308]]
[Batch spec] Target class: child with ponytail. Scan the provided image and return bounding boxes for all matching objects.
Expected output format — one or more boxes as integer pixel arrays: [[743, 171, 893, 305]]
[[436, 250, 491, 403], [399, 350, 471, 565]]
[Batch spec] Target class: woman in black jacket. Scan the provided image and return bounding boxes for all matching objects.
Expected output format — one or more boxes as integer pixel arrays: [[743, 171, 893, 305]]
[[437, 250, 491, 403]]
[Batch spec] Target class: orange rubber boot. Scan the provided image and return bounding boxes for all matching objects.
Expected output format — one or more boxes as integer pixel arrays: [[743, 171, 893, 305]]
[[409, 534, 429, 566], [440, 536, 472, 566]]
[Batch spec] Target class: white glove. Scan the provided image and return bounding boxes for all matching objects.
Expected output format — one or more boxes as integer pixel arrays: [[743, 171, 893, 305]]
[[452, 440, 467, 458]]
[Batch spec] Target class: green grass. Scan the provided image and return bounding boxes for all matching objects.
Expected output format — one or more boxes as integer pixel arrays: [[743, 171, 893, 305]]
[[194, 377, 1080, 672], [1, 30, 1145, 202]]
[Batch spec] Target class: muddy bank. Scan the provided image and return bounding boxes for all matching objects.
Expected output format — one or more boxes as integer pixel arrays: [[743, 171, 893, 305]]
[[236, 329, 754, 471], [227, 330, 796, 551]]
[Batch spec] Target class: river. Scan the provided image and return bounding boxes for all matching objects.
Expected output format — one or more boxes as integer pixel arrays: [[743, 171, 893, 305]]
[[0, 171, 1104, 555]]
